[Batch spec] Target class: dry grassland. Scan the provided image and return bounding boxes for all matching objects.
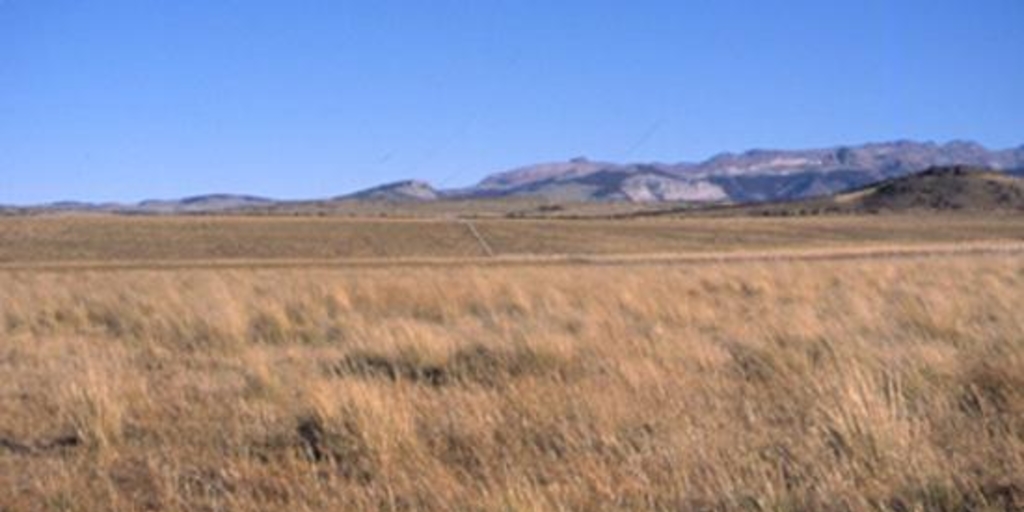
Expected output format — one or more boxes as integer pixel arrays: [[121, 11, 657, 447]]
[[2, 215, 1024, 264], [1, 247, 1022, 511]]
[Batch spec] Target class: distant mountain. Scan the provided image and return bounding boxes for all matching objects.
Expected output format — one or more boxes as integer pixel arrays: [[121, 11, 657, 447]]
[[340, 180, 439, 201], [457, 140, 1024, 203], [134, 194, 274, 213], [35, 201, 123, 212], [461, 159, 727, 202], [472, 157, 614, 193], [3, 194, 274, 215]]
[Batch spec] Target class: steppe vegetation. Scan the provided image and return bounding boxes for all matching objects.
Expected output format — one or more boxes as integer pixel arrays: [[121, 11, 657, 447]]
[[0, 215, 1022, 511], [2, 214, 1024, 264]]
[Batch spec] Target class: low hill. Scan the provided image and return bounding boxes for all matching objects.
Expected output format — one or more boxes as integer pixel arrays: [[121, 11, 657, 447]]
[[735, 167, 1024, 216], [836, 166, 1024, 212]]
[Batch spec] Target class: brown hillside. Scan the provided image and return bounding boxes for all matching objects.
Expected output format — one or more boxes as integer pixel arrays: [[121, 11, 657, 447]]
[[727, 166, 1024, 217], [840, 166, 1024, 212]]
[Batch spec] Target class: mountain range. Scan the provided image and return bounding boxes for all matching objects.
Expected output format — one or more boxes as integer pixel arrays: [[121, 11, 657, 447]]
[[431, 140, 1024, 203], [5, 140, 1024, 213]]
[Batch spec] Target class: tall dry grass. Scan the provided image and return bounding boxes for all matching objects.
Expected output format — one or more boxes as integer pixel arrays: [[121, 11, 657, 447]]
[[1, 256, 1022, 511]]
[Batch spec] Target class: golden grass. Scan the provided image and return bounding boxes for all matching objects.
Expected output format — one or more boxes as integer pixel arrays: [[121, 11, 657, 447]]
[[1, 254, 1022, 511]]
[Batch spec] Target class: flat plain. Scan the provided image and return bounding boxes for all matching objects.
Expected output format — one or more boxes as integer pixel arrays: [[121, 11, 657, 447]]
[[3, 214, 1024, 264], [1, 213, 1023, 511]]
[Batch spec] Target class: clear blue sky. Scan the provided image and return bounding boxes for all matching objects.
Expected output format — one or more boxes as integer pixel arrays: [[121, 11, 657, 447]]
[[2, 0, 1022, 204]]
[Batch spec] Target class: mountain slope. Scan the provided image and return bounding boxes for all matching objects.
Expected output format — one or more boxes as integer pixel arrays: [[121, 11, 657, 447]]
[[468, 163, 726, 202], [473, 157, 614, 194], [340, 180, 439, 201], [729, 166, 1024, 216], [835, 166, 1024, 212]]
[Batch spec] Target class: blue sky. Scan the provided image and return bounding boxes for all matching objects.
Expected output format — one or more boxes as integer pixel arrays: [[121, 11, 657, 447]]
[[2, 0, 1022, 204]]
